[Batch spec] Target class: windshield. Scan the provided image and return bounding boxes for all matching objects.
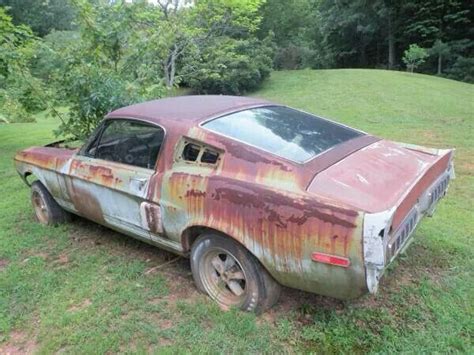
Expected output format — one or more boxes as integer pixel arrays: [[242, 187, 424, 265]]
[[203, 106, 364, 163]]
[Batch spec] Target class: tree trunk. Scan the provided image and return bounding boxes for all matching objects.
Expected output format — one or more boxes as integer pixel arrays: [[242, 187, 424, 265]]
[[169, 50, 176, 87], [375, 41, 380, 67], [163, 61, 171, 87], [437, 54, 442, 75], [163, 49, 177, 88], [388, 14, 395, 70]]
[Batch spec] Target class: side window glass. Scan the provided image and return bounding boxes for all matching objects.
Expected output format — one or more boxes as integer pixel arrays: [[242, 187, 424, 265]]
[[182, 143, 201, 161], [93, 120, 164, 169], [201, 149, 219, 164]]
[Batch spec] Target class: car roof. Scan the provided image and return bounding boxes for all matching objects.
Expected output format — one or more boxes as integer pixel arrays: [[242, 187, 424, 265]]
[[106, 95, 274, 127]]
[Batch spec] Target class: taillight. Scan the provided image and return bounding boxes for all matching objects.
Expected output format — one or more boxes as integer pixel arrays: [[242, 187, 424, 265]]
[[311, 252, 350, 268]]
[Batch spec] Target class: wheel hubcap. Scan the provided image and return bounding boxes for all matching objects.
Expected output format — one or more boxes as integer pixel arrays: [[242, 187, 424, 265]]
[[32, 191, 48, 224], [200, 249, 247, 308]]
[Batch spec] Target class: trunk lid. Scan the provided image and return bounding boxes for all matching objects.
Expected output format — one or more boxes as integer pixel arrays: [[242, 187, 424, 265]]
[[307, 140, 454, 225]]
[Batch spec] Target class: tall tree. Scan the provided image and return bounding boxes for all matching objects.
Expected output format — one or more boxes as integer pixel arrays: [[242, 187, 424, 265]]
[[430, 39, 450, 74], [258, 0, 316, 69], [1, 0, 76, 36]]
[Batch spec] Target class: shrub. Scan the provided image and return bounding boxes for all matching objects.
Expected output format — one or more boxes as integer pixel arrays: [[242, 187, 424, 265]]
[[184, 37, 273, 95], [0, 92, 36, 123], [274, 44, 315, 70], [446, 56, 474, 83]]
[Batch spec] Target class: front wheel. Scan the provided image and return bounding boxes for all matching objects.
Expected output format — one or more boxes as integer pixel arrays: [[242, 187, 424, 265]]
[[31, 181, 70, 225], [190, 233, 281, 313]]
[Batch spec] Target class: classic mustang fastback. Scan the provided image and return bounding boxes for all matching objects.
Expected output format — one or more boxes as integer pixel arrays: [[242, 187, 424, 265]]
[[14, 96, 454, 313]]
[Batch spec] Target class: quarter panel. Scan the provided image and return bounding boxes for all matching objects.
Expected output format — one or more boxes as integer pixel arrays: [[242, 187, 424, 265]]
[[160, 169, 367, 299]]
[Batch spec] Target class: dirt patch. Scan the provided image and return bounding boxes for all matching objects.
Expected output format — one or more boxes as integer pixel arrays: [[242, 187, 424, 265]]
[[0, 330, 38, 355], [151, 278, 201, 309], [460, 160, 474, 175], [68, 218, 175, 265], [68, 298, 92, 313], [158, 319, 174, 330], [259, 286, 345, 326], [417, 130, 445, 147], [420, 130, 438, 140], [0, 258, 9, 271], [144, 256, 182, 275], [165, 267, 200, 302], [53, 254, 69, 265], [351, 242, 451, 313], [66, 217, 202, 310]]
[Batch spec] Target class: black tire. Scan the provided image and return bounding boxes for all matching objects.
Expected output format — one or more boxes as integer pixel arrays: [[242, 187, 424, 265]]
[[31, 181, 70, 225], [190, 233, 281, 313]]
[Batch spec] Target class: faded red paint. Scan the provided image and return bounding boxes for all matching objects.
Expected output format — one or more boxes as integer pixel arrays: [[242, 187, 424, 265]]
[[391, 151, 451, 230], [308, 140, 452, 214], [16, 147, 74, 171]]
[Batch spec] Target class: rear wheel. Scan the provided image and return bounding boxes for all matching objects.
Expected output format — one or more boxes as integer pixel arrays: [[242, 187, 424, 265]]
[[190, 233, 281, 313], [31, 181, 69, 225]]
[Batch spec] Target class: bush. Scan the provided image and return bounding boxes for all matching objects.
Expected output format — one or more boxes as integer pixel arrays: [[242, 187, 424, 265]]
[[0, 92, 36, 123], [274, 44, 315, 70], [56, 64, 145, 139], [446, 56, 474, 83], [184, 37, 273, 95], [0, 65, 47, 122]]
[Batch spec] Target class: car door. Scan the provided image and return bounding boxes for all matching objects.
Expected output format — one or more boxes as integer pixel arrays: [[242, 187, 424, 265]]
[[64, 118, 165, 240]]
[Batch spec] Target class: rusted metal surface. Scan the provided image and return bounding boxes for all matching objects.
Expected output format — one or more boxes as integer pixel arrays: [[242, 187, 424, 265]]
[[14, 96, 454, 300], [308, 140, 453, 218], [107, 95, 272, 124]]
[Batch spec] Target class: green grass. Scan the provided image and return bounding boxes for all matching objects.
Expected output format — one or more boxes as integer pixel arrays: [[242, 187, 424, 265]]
[[1, 69, 473, 353]]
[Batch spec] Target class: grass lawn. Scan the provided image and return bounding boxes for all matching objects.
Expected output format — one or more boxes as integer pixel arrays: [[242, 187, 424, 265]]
[[1, 69, 473, 353]]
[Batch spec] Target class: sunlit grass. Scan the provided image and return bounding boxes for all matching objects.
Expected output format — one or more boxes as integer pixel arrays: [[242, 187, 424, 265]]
[[0, 69, 472, 352]]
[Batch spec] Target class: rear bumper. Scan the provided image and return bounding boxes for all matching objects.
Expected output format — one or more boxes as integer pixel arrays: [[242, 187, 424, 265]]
[[363, 156, 454, 294]]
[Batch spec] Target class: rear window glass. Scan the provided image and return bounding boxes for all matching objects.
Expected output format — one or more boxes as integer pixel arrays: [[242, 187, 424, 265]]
[[203, 106, 364, 163]]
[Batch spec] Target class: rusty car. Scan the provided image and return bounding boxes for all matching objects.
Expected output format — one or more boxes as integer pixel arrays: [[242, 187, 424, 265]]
[[14, 95, 455, 313]]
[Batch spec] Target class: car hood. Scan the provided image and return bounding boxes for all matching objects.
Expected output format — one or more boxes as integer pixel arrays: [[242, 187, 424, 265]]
[[307, 140, 452, 213]]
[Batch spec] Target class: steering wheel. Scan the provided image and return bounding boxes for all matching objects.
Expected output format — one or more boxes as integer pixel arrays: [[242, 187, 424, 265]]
[[116, 137, 151, 167], [116, 137, 137, 165]]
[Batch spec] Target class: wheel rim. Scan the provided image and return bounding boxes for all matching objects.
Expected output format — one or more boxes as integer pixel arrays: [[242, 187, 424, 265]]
[[32, 191, 49, 224], [199, 248, 247, 309]]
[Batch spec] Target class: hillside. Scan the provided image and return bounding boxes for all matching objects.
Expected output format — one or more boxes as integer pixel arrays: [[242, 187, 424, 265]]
[[0, 69, 473, 353], [257, 69, 472, 140], [256, 69, 473, 180]]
